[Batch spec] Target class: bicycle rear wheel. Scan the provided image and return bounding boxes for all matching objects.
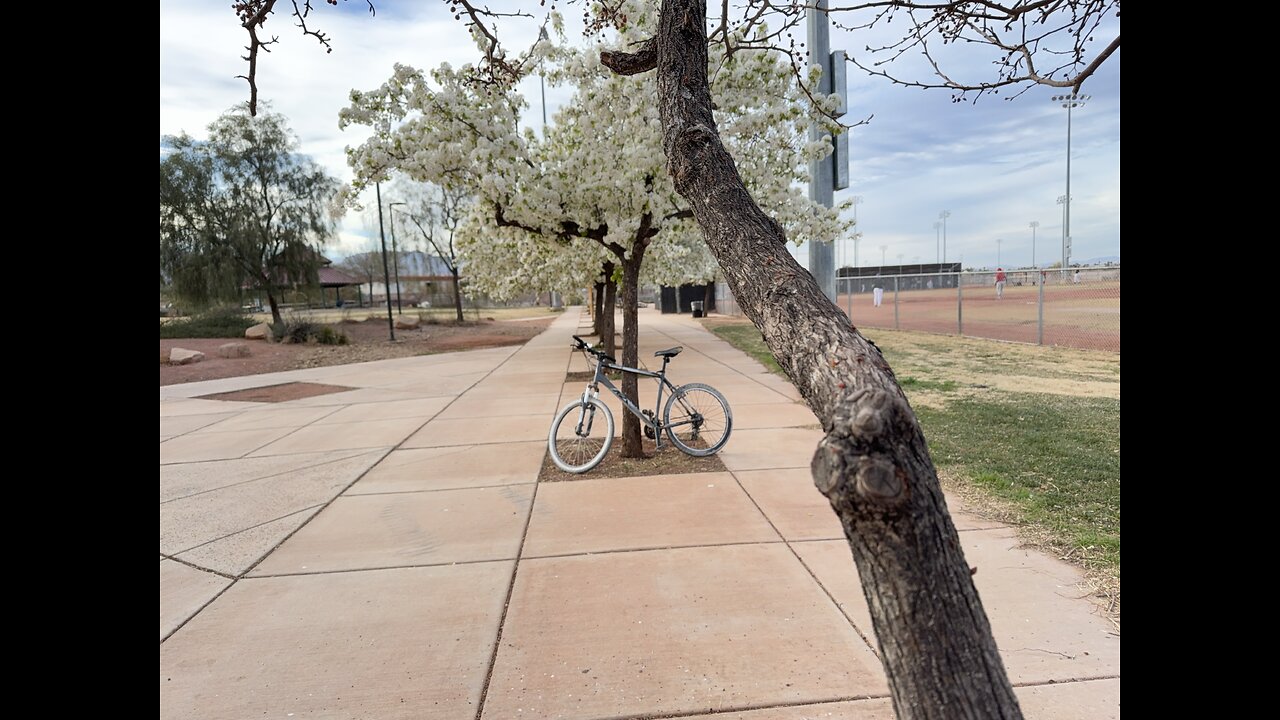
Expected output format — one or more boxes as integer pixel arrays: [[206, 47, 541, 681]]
[[548, 397, 615, 473], [664, 383, 732, 456]]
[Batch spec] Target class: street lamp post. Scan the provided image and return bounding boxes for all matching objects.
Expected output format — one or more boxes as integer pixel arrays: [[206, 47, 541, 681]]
[[375, 182, 395, 341], [539, 27, 549, 129], [1052, 93, 1088, 271], [538, 27, 562, 309], [939, 210, 951, 264], [388, 201, 407, 314]]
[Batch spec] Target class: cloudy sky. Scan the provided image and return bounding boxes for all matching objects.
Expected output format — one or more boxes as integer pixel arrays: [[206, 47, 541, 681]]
[[159, 1, 1120, 271]]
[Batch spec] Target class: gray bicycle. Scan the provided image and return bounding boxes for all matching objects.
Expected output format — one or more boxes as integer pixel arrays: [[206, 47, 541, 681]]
[[548, 334, 733, 473]]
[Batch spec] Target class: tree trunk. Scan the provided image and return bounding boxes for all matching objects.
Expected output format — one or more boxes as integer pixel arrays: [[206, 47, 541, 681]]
[[266, 287, 282, 326], [601, 3, 1024, 717], [619, 246, 647, 458], [451, 268, 464, 322], [600, 271, 617, 362], [593, 281, 606, 336]]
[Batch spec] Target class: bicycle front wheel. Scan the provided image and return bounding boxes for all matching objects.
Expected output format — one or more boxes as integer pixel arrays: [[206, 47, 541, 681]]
[[664, 383, 732, 457], [548, 397, 615, 473]]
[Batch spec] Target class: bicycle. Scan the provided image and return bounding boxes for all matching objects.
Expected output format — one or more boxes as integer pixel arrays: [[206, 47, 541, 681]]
[[548, 334, 733, 474]]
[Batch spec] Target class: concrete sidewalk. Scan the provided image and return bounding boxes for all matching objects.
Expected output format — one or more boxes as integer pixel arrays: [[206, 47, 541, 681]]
[[160, 308, 1119, 719]]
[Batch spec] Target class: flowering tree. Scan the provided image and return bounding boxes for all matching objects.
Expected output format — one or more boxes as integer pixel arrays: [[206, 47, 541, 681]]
[[341, 16, 849, 457]]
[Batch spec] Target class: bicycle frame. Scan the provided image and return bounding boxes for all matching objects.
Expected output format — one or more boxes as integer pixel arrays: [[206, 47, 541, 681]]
[[576, 352, 682, 449]]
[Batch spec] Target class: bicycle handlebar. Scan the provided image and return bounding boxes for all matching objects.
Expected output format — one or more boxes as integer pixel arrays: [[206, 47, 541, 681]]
[[571, 335, 616, 365]]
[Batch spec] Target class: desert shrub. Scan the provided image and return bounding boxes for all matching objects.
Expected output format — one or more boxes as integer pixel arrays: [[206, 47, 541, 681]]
[[159, 307, 255, 339]]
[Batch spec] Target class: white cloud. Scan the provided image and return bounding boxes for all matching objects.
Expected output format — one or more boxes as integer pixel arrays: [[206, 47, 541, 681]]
[[160, 2, 1119, 271]]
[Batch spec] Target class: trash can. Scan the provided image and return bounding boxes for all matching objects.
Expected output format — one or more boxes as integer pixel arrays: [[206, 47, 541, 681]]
[[690, 300, 704, 318]]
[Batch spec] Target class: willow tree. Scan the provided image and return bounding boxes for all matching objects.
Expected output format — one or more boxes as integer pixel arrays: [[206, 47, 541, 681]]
[[160, 107, 339, 324]]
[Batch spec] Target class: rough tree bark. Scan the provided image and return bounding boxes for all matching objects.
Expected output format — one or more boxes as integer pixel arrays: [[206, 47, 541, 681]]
[[603, 2, 1023, 717], [265, 283, 282, 326], [451, 267, 465, 322], [600, 262, 617, 362], [593, 280, 605, 336], [618, 240, 649, 458]]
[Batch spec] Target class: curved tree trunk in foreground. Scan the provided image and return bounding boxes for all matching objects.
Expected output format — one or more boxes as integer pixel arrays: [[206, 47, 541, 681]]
[[604, 2, 1023, 717]]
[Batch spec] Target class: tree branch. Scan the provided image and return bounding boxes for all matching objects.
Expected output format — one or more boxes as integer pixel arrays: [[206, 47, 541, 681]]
[[600, 37, 658, 75]]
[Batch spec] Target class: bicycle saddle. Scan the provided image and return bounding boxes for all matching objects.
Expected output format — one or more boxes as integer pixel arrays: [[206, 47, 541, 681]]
[[654, 347, 683, 358]]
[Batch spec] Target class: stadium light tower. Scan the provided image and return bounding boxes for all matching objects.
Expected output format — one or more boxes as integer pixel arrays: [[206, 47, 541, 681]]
[[880, 244, 888, 266], [847, 196, 863, 271], [1057, 194, 1070, 274], [939, 210, 951, 264], [996, 238, 1002, 267], [1052, 93, 1088, 270], [1029, 221, 1040, 268], [933, 221, 941, 263]]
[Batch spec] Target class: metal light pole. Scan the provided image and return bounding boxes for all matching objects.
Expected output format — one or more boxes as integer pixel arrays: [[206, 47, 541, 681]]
[[939, 210, 951, 264], [996, 239, 1002, 268], [539, 26, 549, 129], [848, 196, 863, 273], [388, 201, 407, 314], [375, 182, 395, 341], [880, 245, 888, 266], [1029, 221, 1039, 269], [1053, 93, 1088, 271], [933, 221, 941, 264], [807, 0, 836, 301], [1057, 194, 1070, 277], [538, 26, 563, 309]]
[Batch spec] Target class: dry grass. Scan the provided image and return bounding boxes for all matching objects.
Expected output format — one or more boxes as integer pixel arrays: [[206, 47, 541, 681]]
[[703, 315, 1120, 627], [539, 436, 727, 482]]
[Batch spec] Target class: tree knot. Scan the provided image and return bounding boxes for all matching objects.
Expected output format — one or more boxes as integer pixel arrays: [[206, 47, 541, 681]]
[[844, 387, 907, 443]]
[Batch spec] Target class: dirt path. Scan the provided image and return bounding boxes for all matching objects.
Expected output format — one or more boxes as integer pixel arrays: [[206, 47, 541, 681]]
[[160, 316, 556, 386]]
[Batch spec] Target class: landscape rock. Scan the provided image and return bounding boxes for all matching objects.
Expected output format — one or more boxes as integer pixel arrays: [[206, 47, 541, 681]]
[[218, 342, 251, 359], [169, 348, 205, 365], [245, 322, 272, 340], [395, 315, 422, 329]]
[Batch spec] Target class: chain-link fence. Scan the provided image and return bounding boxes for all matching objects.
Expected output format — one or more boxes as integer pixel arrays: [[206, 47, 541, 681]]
[[717, 265, 1119, 352]]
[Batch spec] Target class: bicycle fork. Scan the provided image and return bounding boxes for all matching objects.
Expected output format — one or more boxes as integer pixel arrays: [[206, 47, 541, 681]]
[[575, 386, 599, 437]]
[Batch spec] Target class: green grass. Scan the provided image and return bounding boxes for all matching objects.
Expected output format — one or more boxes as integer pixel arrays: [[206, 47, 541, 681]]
[[159, 308, 256, 339], [899, 376, 959, 392], [916, 394, 1120, 573], [708, 324, 785, 375], [708, 319, 1119, 579]]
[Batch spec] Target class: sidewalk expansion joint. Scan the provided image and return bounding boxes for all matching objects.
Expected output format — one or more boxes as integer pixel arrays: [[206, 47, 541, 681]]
[[727, 467, 883, 661], [244, 556, 516, 579]]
